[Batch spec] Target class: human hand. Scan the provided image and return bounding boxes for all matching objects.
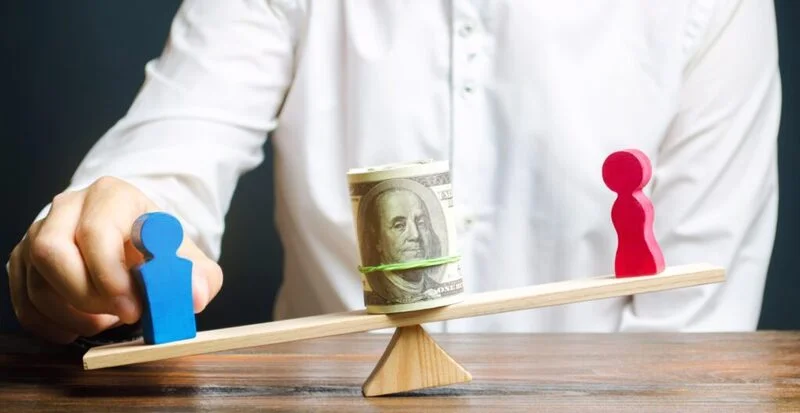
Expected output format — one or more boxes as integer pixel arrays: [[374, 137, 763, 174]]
[[7, 176, 222, 343]]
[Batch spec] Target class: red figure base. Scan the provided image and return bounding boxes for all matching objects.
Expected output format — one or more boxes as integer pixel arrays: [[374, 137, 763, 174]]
[[602, 149, 665, 277]]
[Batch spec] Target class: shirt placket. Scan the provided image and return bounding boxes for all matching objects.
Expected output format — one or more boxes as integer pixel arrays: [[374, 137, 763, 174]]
[[448, 0, 485, 332], [450, 0, 483, 229]]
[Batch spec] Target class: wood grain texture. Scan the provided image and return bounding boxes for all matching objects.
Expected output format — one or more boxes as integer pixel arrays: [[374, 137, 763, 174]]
[[4, 332, 800, 412], [83, 263, 724, 369], [361, 325, 472, 396]]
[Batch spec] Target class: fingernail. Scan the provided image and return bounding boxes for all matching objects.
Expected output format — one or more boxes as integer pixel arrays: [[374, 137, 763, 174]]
[[113, 296, 139, 323], [107, 316, 125, 329], [104, 314, 121, 326], [192, 274, 209, 313]]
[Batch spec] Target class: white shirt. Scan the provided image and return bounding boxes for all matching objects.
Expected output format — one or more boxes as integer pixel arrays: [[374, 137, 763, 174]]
[[40, 0, 781, 333]]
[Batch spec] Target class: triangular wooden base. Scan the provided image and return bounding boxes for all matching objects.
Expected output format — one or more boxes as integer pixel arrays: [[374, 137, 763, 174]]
[[362, 324, 472, 397]]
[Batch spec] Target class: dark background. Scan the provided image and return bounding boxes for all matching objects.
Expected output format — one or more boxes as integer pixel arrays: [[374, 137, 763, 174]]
[[1, 1, 797, 332]]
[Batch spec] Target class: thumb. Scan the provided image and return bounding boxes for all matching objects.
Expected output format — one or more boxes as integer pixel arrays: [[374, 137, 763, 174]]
[[177, 238, 223, 314]]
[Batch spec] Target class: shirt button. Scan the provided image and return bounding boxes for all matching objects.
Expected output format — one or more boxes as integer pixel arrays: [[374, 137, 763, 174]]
[[461, 81, 476, 97], [458, 22, 475, 37], [454, 206, 475, 232]]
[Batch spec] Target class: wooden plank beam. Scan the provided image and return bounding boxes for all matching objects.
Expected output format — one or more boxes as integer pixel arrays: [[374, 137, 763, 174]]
[[83, 263, 724, 370]]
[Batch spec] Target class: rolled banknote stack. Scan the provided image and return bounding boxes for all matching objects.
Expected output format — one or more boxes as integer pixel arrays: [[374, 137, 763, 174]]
[[347, 160, 465, 314]]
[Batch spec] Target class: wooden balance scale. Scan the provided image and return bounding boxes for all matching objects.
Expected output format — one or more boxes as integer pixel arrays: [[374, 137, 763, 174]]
[[82, 263, 724, 397]]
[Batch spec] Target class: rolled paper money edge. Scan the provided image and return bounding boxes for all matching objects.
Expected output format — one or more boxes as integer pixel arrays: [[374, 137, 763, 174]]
[[366, 293, 465, 314], [346, 159, 448, 184]]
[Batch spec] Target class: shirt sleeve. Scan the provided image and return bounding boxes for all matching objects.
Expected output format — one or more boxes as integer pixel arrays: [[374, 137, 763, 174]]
[[33, 0, 298, 260], [618, 0, 782, 332]]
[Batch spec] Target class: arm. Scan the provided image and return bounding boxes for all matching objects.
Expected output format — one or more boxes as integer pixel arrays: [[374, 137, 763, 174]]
[[40, 0, 298, 260], [619, 0, 781, 331], [6, 0, 300, 343]]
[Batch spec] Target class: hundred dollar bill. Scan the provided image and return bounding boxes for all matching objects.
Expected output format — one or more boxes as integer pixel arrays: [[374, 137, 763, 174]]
[[347, 160, 464, 314]]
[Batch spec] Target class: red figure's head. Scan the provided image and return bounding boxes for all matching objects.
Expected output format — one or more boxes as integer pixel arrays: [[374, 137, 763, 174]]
[[602, 149, 652, 193]]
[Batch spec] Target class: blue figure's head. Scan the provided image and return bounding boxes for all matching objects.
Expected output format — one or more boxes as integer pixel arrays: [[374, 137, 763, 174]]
[[131, 212, 184, 258]]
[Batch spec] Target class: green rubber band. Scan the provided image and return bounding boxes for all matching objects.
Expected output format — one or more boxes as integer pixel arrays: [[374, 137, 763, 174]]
[[358, 255, 461, 274]]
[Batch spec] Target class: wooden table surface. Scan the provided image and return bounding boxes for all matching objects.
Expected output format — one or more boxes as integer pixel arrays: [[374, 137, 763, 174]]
[[2, 330, 800, 412]]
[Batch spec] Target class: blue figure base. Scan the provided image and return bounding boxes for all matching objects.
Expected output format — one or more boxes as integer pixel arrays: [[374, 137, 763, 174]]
[[135, 259, 196, 344]]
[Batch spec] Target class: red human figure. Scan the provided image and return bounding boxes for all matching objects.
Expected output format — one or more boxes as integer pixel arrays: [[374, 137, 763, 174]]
[[602, 149, 665, 277]]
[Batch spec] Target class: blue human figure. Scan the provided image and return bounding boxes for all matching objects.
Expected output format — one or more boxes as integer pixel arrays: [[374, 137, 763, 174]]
[[131, 212, 196, 344]]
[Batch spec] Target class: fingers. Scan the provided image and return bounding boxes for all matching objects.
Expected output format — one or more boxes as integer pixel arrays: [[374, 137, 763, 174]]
[[75, 177, 158, 324], [28, 190, 112, 315], [26, 267, 120, 338], [12, 175, 223, 346], [8, 244, 77, 344], [178, 240, 223, 313]]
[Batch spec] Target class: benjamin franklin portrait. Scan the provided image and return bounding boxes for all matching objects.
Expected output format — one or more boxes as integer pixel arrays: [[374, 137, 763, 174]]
[[357, 178, 448, 303]]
